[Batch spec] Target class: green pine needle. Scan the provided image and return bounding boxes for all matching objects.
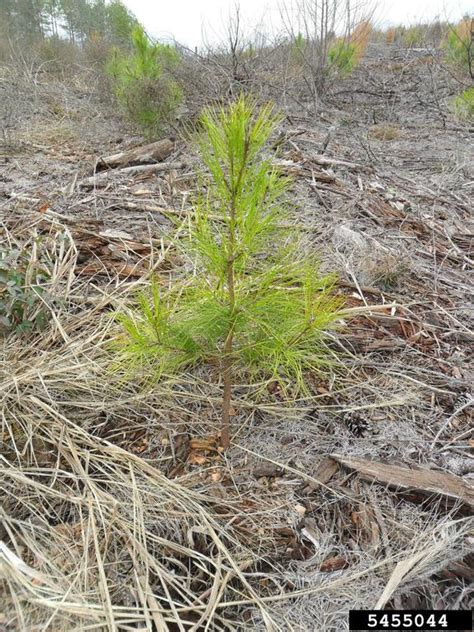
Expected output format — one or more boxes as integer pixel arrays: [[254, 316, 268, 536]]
[[113, 95, 344, 396]]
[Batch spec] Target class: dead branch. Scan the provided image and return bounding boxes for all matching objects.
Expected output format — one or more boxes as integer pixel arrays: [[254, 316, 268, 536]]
[[77, 161, 187, 188], [96, 139, 175, 171], [332, 454, 474, 511]]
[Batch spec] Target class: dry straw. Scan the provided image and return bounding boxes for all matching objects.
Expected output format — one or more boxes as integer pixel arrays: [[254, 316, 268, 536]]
[[1, 212, 472, 630]]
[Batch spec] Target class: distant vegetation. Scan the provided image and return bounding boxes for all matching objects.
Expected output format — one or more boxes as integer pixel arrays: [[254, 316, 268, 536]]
[[0, 0, 183, 138], [106, 26, 182, 138], [327, 21, 372, 76], [0, 2, 472, 137], [0, 0, 138, 50], [445, 17, 474, 78], [452, 87, 474, 120], [380, 21, 448, 48], [401, 26, 424, 48], [328, 40, 357, 75], [374, 15, 473, 119]]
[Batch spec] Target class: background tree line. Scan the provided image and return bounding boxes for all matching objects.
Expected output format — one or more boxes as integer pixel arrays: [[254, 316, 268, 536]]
[[0, 0, 138, 48], [1, 1, 472, 136]]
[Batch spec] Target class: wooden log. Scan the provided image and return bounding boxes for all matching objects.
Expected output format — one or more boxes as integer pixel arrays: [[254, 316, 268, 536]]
[[96, 139, 174, 171], [309, 155, 366, 171], [253, 463, 284, 478], [78, 161, 187, 188], [331, 454, 474, 510], [273, 159, 337, 183], [301, 457, 339, 493]]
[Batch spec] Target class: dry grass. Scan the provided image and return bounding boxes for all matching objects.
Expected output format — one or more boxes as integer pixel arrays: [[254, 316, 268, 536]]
[[351, 21, 373, 64], [369, 124, 401, 141], [1, 216, 273, 630], [1, 48, 474, 628], [18, 121, 79, 147], [385, 28, 397, 46], [455, 17, 473, 45], [1, 211, 472, 630]]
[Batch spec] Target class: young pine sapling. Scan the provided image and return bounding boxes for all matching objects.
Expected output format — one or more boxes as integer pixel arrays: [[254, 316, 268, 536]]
[[115, 96, 343, 447]]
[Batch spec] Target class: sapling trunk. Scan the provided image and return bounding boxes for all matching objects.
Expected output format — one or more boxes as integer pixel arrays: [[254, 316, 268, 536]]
[[221, 259, 235, 446], [221, 173, 239, 447], [221, 333, 233, 448]]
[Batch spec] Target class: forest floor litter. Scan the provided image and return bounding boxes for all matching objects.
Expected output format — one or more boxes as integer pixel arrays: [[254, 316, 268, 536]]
[[1, 44, 473, 630]]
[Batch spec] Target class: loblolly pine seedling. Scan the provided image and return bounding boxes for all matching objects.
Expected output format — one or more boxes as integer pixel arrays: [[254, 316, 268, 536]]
[[114, 95, 344, 447]]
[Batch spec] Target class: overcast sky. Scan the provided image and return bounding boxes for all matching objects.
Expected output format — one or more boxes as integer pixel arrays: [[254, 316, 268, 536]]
[[123, 0, 472, 48]]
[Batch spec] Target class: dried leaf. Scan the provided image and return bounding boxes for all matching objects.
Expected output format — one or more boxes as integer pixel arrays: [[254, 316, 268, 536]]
[[187, 453, 207, 466], [189, 437, 217, 451], [320, 556, 349, 572], [210, 469, 222, 483]]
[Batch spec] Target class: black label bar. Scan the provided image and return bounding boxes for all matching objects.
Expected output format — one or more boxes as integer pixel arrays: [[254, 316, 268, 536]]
[[349, 610, 472, 631]]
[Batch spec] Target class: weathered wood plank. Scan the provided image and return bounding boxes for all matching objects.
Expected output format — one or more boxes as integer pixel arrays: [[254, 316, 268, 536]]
[[331, 454, 474, 509], [78, 161, 187, 188], [97, 138, 174, 170]]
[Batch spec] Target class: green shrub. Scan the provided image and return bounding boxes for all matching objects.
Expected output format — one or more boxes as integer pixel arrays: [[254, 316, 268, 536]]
[[452, 87, 474, 120], [444, 18, 474, 76], [242, 43, 256, 60], [0, 246, 51, 336], [291, 32, 306, 62], [402, 26, 424, 48], [328, 40, 356, 76], [114, 96, 343, 446], [106, 25, 182, 138]]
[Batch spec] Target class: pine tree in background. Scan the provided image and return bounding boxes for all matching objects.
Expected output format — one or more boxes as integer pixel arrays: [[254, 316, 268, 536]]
[[0, 0, 46, 42], [106, 0, 138, 46], [106, 25, 182, 138], [0, 0, 139, 49]]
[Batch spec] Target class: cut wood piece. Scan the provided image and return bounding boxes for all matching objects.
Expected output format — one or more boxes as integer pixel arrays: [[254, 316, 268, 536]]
[[301, 457, 339, 493], [253, 463, 284, 478], [97, 139, 174, 171], [320, 555, 349, 572], [309, 170, 337, 184], [331, 454, 474, 510], [273, 159, 338, 183], [314, 457, 339, 486], [77, 260, 148, 278], [78, 161, 187, 188], [441, 557, 474, 581], [310, 155, 367, 171]]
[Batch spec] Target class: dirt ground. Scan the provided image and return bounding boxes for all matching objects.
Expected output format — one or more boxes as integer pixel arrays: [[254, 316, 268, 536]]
[[1, 43, 473, 630]]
